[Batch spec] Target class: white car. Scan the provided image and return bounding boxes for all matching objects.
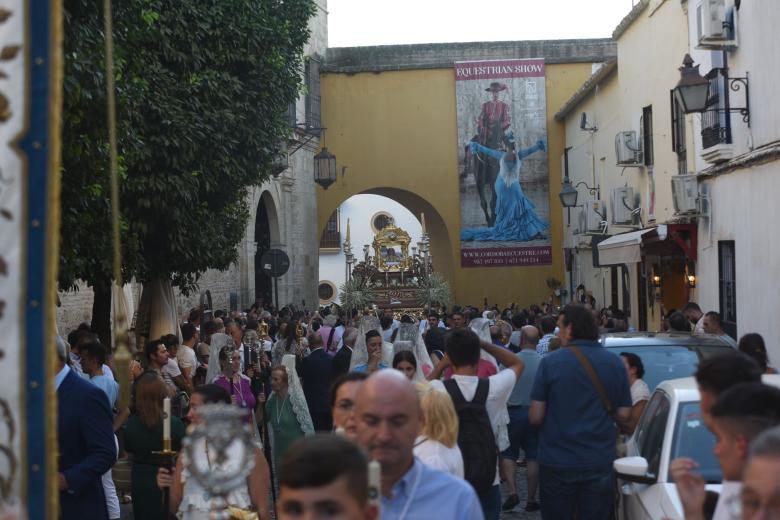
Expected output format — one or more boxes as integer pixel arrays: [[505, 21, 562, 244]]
[[613, 374, 780, 520]]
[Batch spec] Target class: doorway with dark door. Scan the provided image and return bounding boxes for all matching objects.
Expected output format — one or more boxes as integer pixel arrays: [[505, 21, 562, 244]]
[[255, 195, 273, 306]]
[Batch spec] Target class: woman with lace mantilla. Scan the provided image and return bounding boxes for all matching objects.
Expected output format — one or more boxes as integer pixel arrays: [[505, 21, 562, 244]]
[[257, 354, 314, 471]]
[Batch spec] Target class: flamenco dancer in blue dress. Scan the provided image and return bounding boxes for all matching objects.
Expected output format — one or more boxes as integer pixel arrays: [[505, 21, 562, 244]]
[[462, 132, 548, 242]]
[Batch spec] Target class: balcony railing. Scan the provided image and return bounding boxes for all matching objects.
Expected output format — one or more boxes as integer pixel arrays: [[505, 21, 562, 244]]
[[701, 69, 732, 150]]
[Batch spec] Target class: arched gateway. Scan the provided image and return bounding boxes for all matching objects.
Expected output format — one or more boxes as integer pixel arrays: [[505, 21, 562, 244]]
[[316, 40, 615, 305]]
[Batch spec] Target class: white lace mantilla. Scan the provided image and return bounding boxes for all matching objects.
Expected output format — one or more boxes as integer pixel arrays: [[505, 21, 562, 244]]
[[281, 354, 314, 436], [394, 322, 434, 381]]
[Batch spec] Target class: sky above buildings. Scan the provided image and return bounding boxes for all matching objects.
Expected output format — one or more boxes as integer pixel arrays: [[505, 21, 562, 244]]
[[327, 0, 637, 47]]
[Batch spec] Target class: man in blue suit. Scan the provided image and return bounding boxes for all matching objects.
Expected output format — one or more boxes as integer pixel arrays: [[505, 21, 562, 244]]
[[55, 336, 116, 519], [297, 332, 333, 431]]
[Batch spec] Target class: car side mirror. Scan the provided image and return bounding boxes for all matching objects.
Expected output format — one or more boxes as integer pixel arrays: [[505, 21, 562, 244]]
[[613, 456, 656, 484]]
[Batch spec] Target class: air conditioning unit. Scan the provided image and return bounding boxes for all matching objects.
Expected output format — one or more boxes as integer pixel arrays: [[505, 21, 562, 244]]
[[697, 0, 738, 49], [699, 183, 712, 218], [612, 187, 635, 225], [615, 131, 642, 165], [671, 174, 699, 215], [584, 200, 607, 233]]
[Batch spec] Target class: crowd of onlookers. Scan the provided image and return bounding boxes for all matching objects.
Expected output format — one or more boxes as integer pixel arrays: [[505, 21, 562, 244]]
[[54, 297, 780, 520]]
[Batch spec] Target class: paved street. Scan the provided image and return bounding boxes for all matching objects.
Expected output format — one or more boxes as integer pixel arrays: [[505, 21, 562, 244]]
[[500, 460, 542, 520]]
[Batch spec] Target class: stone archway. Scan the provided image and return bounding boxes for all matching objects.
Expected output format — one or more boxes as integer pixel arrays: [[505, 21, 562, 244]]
[[253, 189, 281, 307], [318, 187, 455, 294]]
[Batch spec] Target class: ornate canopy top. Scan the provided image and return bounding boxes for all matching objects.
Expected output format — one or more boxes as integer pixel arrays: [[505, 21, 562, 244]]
[[372, 225, 412, 272]]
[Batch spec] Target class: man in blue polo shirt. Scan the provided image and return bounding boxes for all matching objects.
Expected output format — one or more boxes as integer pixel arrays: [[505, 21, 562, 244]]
[[529, 304, 632, 519]]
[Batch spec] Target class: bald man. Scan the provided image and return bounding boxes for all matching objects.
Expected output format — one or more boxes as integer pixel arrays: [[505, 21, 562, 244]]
[[354, 371, 482, 519]]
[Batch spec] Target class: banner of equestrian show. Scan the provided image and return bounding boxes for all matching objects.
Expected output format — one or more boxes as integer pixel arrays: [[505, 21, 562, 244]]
[[455, 58, 552, 267]]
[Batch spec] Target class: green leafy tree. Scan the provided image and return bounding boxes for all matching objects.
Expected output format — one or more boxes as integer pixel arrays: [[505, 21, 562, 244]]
[[60, 0, 315, 343]]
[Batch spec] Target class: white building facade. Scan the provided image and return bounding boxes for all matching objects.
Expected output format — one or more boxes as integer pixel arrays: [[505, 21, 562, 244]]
[[556, 0, 696, 332], [685, 0, 780, 360]]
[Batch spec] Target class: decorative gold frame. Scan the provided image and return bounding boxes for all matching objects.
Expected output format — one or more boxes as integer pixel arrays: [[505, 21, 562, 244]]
[[372, 225, 411, 272]]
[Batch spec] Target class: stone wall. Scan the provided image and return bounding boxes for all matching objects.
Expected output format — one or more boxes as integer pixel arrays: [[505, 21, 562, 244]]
[[57, 264, 243, 336], [324, 39, 616, 74]]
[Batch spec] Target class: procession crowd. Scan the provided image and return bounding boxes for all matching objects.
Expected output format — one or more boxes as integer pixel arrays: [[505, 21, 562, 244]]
[[55, 299, 780, 520]]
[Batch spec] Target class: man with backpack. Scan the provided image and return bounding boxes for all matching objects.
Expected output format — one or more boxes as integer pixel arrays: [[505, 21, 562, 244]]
[[529, 304, 632, 519], [430, 328, 524, 520]]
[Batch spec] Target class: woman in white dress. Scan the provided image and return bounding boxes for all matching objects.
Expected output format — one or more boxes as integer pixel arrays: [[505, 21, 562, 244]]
[[413, 381, 464, 478]]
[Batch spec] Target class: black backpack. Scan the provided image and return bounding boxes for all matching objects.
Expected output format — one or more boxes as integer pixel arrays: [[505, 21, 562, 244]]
[[444, 378, 497, 495]]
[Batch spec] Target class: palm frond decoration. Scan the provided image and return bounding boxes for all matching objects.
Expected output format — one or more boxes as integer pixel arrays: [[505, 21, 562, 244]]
[[340, 275, 376, 314], [415, 273, 452, 309]]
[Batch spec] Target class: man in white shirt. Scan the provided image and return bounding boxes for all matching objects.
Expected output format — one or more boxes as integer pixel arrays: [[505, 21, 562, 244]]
[[161, 334, 192, 395], [702, 311, 738, 347], [429, 328, 524, 520], [683, 302, 706, 334], [178, 322, 200, 383]]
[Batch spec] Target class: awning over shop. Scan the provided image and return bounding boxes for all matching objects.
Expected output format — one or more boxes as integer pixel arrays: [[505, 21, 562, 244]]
[[597, 225, 667, 265]]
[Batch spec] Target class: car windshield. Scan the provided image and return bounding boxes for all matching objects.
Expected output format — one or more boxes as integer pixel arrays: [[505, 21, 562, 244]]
[[606, 345, 734, 390], [669, 401, 722, 483]]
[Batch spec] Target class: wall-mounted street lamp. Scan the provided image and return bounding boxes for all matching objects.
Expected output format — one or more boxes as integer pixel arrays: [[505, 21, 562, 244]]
[[673, 53, 751, 125], [313, 147, 348, 190], [673, 54, 711, 114], [559, 147, 600, 210], [652, 274, 662, 288], [686, 262, 697, 289], [559, 178, 579, 208], [559, 178, 601, 209], [313, 147, 337, 189]]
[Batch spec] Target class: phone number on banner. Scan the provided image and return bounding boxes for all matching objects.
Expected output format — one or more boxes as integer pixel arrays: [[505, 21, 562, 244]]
[[461, 246, 552, 267]]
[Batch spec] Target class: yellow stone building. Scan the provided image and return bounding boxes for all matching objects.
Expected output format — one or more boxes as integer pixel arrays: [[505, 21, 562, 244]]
[[317, 40, 615, 307]]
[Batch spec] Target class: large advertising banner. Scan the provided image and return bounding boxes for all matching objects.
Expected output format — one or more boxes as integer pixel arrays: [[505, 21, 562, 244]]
[[456, 58, 552, 267]]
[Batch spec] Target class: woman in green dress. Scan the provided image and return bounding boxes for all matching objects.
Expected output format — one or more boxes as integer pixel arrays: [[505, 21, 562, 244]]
[[258, 354, 314, 471], [125, 373, 186, 520]]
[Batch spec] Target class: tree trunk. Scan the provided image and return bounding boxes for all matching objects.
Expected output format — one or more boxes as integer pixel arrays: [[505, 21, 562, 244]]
[[91, 279, 112, 350]]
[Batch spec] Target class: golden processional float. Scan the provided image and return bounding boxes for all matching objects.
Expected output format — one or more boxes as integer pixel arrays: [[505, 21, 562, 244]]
[[339, 215, 452, 318]]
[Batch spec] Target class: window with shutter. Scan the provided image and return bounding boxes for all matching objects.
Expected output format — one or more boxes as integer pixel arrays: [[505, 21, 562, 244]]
[[670, 91, 687, 174], [642, 105, 654, 167], [305, 56, 321, 135], [286, 100, 296, 128], [319, 210, 340, 250], [718, 241, 737, 334]]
